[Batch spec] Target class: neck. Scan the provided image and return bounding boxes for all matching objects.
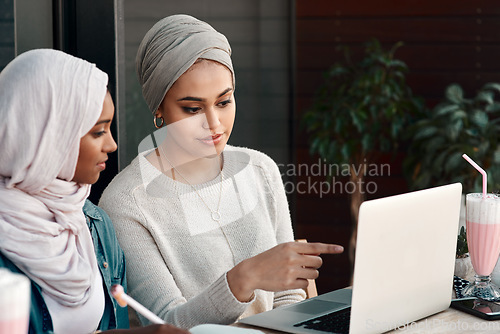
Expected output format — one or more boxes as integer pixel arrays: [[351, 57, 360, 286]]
[[171, 155, 222, 185], [147, 141, 223, 185]]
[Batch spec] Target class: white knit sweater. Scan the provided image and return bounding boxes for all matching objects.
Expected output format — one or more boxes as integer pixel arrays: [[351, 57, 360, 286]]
[[99, 145, 305, 329]]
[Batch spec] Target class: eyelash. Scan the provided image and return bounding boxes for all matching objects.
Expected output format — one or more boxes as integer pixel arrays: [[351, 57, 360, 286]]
[[219, 99, 232, 107], [182, 99, 232, 114], [182, 107, 201, 114], [93, 131, 106, 138]]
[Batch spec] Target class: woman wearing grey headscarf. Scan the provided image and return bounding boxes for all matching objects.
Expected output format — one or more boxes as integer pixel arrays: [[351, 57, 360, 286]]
[[100, 14, 343, 329]]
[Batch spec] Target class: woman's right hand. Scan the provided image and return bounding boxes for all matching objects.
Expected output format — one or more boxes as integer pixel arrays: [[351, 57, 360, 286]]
[[226, 242, 344, 302]]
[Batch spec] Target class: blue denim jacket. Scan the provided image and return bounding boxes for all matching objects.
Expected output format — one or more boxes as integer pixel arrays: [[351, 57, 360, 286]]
[[0, 200, 129, 333]]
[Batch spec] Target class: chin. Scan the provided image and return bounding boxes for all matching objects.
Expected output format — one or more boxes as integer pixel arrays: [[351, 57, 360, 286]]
[[204, 153, 219, 160], [90, 178, 100, 185], [216, 144, 227, 156], [192, 145, 218, 158], [83, 174, 101, 185]]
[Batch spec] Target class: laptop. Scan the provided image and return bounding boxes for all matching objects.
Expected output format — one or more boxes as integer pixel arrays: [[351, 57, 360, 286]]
[[239, 183, 462, 334]]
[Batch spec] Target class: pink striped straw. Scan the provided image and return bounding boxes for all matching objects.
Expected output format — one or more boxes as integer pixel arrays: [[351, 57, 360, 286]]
[[462, 154, 487, 199]]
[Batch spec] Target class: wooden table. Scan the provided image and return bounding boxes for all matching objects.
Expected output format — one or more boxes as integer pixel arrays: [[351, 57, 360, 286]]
[[234, 306, 500, 333]]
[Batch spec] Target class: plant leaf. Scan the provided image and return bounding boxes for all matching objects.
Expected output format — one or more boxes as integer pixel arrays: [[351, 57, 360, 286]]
[[476, 91, 494, 105], [486, 102, 500, 113], [445, 84, 463, 104], [434, 104, 460, 117], [470, 109, 489, 130], [483, 82, 500, 93]]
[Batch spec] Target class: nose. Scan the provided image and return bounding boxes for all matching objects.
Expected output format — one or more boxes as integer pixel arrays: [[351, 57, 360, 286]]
[[104, 132, 118, 153], [202, 107, 221, 131]]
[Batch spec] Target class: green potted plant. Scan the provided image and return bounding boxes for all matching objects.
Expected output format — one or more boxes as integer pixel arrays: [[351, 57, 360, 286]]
[[403, 82, 500, 193], [404, 83, 500, 283], [302, 39, 424, 268]]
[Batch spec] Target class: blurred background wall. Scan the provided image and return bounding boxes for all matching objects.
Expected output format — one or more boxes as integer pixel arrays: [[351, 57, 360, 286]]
[[294, 0, 500, 291]]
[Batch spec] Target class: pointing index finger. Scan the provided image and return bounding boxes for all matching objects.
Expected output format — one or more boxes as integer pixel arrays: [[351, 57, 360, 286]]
[[295, 242, 344, 255]]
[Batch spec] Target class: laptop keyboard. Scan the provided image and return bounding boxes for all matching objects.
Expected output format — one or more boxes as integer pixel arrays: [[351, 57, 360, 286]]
[[293, 307, 351, 334]]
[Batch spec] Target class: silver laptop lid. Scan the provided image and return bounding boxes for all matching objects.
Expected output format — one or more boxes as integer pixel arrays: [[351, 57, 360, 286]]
[[350, 183, 462, 333]]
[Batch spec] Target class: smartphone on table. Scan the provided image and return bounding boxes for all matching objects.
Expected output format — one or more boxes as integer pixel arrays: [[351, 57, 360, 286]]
[[451, 298, 500, 320]]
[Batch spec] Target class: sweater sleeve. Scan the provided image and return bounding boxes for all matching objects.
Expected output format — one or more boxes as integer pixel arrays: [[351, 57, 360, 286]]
[[258, 154, 294, 244], [99, 182, 253, 329], [259, 155, 307, 307]]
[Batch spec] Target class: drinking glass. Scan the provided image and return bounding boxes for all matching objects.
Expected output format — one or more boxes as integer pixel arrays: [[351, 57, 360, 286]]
[[0, 268, 30, 334], [462, 193, 500, 300]]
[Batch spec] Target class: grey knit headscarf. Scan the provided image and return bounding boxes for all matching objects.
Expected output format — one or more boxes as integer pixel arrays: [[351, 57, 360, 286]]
[[136, 14, 235, 114]]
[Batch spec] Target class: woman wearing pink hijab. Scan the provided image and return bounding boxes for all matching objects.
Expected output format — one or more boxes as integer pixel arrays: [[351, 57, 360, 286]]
[[0, 49, 187, 334]]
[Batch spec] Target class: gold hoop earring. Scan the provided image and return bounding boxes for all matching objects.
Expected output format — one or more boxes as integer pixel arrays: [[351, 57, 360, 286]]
[[154, 116, 164, 129]]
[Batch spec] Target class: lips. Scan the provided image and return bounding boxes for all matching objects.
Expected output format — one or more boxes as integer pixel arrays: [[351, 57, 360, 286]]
[[202, 133, 221, 140], [199, 133, 223, 145], [97, 160, 107, 170]]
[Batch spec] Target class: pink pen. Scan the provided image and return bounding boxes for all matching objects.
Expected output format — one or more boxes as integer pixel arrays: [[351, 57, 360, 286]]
[[111, 284, 165, 325]]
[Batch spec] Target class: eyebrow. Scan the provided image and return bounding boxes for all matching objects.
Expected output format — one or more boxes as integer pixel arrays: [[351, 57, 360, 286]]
[[94, 119, 112, 126], [177, 88, 233, 102]]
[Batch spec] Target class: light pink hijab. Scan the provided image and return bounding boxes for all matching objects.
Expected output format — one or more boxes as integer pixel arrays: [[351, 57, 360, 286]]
[[0, 49, 108, 306]]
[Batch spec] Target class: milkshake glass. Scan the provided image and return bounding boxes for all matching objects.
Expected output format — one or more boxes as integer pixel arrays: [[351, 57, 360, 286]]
[[0, 268, 30, 334], [462, 193, 500, 300]]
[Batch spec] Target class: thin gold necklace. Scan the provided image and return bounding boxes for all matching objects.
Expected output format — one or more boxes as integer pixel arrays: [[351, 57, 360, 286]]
[[159, 146, 223, 222], [158, 145, 236, 264]]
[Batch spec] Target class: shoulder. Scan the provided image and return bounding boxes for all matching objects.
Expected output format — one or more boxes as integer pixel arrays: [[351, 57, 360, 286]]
[[223, 145, 284, 195], [83, 200, 117, 239], [104, 156, 143, 193], [83, 199, 109, 221], [224, 145, 279, 170], [99, 156, 144, 206]]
